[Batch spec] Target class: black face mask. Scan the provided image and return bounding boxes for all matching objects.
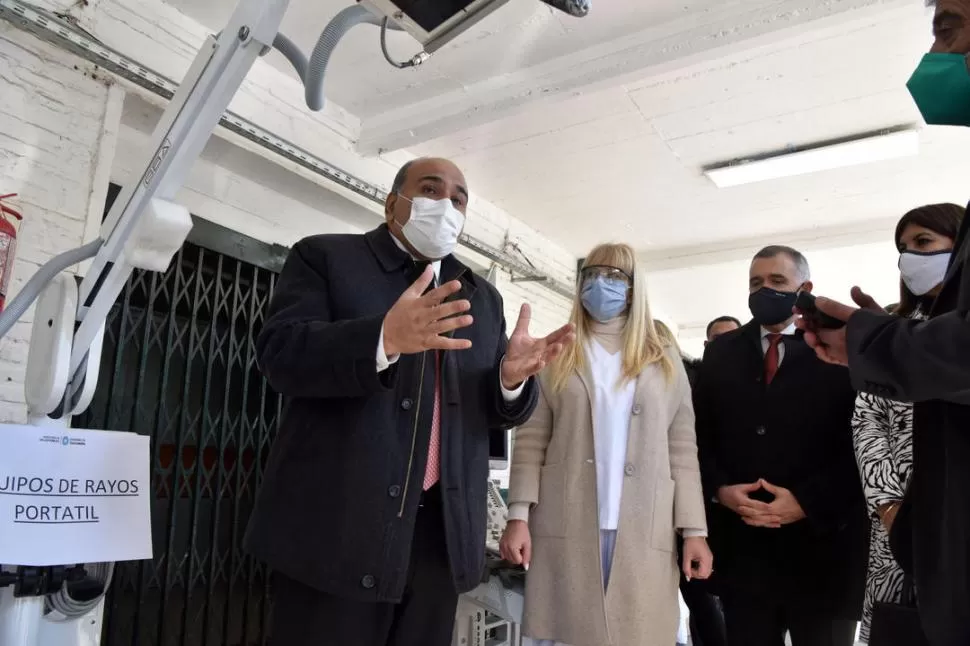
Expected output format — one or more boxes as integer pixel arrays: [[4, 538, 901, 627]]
[[748, 287, 798, 326]]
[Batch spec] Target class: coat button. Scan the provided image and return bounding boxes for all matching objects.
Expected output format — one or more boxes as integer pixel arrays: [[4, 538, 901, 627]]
[[632, 404, 642, 415], [624, 463, 635, 476], [401, 398, 413, 411], [388, 485, 401, 498], [756, 426, 766, 436], [361, 575, 375, 589]]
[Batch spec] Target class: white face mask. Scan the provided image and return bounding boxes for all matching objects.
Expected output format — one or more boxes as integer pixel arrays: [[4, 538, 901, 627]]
[[394, 194, 465, 260], [898, 250, 951, 296]]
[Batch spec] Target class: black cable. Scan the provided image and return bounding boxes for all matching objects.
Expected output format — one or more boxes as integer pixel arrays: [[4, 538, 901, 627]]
[[381, 18, 417, 69]]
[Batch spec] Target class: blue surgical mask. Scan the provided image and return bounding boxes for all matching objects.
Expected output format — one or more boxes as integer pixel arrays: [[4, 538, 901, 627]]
[[581, 276, 629, 322]]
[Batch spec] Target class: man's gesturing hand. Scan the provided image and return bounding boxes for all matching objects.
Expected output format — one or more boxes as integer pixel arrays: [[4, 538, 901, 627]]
[[500, 303, 576, 390], [383, 266, 474, 356]]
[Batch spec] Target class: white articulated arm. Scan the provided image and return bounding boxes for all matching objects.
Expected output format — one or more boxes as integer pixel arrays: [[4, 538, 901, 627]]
[[68, 0, 293, 414]]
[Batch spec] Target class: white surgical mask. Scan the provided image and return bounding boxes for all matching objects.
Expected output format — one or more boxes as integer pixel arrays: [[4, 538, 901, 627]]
[[394, 194, 465, 260], [898, 250, 951, 296]]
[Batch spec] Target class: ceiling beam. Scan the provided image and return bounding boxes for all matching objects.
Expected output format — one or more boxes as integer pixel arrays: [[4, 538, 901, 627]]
[[356, 0, 915, 156], [638, 216, 901, 272]]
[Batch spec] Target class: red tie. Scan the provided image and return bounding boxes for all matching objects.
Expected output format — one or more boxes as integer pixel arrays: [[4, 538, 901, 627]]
[[764, 333, 783, 384], [423, 351, 441, 490]]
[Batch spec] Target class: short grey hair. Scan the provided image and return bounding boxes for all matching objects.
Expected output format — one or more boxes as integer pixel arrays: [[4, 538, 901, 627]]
[[753, 245, 811, 282]]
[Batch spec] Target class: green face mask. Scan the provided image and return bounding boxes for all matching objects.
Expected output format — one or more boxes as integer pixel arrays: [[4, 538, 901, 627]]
[[907, 52, 970, 127]]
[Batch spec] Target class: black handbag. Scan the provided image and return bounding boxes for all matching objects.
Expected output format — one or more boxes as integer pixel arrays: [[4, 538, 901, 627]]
[[868, 576, 930, 646]]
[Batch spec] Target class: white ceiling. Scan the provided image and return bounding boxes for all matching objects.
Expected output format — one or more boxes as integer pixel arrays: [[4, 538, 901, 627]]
[[161, 0, 970, 259]]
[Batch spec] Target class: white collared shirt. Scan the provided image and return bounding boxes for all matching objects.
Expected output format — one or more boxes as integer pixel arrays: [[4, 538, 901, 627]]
[[760, 322, 797, 365], [375, 233, 524, 401]]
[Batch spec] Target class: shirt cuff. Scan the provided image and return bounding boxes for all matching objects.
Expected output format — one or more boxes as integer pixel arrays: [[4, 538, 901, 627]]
[[507, 503, 530, 523], [681, 529, 708, 538], [376, 322, 400, 373], [500, 356, 526, 402]]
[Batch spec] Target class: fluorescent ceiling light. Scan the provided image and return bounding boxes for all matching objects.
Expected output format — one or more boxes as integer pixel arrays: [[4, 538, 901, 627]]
[[704, 128, 920, 188]]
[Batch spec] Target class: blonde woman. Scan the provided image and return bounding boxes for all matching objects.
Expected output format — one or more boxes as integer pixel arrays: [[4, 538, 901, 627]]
[[500, 243, 713, 646]]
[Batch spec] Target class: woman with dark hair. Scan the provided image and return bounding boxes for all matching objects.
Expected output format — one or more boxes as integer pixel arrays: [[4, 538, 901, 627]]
[[851, 202, 965, 644], [893, 203, 965, 317]]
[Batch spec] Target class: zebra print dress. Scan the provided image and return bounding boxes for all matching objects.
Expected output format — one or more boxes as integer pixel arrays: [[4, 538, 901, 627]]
[[850, 309, 924, 643]]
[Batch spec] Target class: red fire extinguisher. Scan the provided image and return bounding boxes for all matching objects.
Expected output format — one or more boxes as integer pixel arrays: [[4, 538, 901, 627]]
[[0, 194, 23, 313]]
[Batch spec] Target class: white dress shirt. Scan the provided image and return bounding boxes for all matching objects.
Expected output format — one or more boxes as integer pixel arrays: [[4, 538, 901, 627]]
[[760, 322, 797, 364], [375, 234, 524, 401]]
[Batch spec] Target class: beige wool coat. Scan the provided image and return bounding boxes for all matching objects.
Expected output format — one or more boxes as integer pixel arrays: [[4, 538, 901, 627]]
[[507, 333, 707, 646]]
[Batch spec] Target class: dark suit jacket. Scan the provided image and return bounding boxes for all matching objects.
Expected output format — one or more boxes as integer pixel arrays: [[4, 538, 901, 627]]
[[244, 225, 538, 603], [693, 323, 868, 618], [846, 208, 970, 645]]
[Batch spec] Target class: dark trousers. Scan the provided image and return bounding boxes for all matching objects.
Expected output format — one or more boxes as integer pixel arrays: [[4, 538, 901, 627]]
[[680, 576, 728, 646], [721, 593, 856, 646], [677, 538, 728, 646], [270, 486, 458, 646]]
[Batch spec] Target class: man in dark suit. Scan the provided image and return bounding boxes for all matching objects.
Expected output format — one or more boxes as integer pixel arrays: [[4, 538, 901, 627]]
[[799, 5, 970, 644], [244, 157, 574, 646], [693, 245, 868, 646], [680, 316, 741, 389]]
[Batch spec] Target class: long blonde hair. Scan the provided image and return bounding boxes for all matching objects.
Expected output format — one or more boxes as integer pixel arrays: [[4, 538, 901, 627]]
[[549, 243, 673, 393]]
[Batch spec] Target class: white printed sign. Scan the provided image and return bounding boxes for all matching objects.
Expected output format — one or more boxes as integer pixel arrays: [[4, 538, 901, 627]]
[[0, 424, 152, 565]]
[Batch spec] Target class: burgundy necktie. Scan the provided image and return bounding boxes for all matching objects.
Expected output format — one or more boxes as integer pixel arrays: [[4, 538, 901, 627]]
[[764, 333, 783, 384]]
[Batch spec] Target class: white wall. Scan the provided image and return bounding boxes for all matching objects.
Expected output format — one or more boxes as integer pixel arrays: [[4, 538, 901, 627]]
[[648, 241, 902, 358], [0, 26, 122, 423]]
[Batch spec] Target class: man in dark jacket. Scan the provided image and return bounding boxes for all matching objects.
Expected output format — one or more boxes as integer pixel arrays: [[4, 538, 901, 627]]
[[682, 315, 741, 388], [800, 5, 970, 644], [245, 157, 574, 646], [694, 246, 867, 646]]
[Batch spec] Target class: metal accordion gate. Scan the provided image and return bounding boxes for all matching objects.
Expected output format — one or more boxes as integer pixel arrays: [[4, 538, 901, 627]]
[[74, 185, 289, 646]]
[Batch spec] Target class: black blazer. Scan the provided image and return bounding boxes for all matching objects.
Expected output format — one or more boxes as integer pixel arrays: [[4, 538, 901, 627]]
[[244, 225, 538, 603], [847, 205, 970, 645], [693, 323, 868, 619]]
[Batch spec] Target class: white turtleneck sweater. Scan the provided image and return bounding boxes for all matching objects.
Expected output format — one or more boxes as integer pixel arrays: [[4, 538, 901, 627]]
[[586, 319, 636, 530]]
